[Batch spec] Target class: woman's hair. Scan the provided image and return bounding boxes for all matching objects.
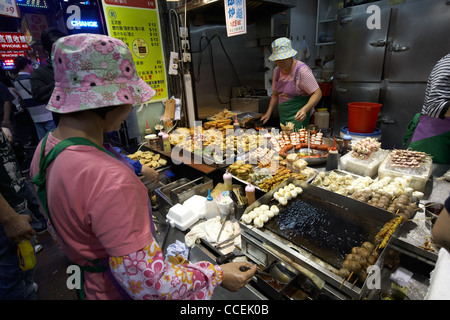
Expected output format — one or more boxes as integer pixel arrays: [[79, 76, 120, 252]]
[[90, 105, 121, 119], [41, 28, 67, 55]]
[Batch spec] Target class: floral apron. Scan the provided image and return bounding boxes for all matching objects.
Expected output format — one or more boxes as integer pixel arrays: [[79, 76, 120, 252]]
[[31, 132, 155, 299], [275, 63, 311, 130]]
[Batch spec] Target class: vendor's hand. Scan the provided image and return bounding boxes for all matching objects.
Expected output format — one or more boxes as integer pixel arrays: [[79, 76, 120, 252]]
[[220, 262, 256, 292], [261, 112, 271, 124], [294, 109, 307, 122], [141, 165, 159, 182], [3, 214, 35, 244]]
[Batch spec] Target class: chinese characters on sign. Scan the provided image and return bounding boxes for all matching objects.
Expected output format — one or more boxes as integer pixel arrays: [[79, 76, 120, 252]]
[[0, 32, 31, 50], [101, 0, 167, 101], [224, 0, 247, 37]]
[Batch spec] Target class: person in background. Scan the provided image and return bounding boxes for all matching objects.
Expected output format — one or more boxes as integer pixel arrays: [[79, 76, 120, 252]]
[[427, 194, 450, 300], [31, 28, 67, 127], [403, 53, 450, 164], [432, 195, 450, 253], [261, 37, 322, 130], [0, 77, 46, 234], [0, 80, 14, 132], [13, 56, 55, 141], [0, 130, 37, 300], [30, 33, 255, 300]]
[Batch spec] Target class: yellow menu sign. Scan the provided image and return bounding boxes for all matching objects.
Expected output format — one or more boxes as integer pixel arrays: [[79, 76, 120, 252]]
[[101, 0, 167, 101]]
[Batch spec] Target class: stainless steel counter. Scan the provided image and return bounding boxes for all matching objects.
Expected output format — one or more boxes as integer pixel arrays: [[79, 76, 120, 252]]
[[147, 162, 450, 300]]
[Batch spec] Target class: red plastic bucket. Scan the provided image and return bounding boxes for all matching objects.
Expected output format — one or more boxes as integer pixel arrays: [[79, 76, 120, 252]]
[[348, 102, 382, 133]]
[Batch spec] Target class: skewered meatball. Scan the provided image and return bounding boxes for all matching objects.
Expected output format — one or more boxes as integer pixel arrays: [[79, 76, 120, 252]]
[[361, 242, 375, 253], [343, 260, 361, 273], [337, 268, 350, 279]]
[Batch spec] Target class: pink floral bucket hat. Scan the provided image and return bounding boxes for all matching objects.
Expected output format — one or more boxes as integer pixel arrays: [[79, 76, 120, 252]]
[[48, 33, 156, 113]]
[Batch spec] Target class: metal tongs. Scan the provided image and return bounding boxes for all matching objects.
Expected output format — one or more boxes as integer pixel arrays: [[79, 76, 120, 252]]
[[215, 206, 235, 245]]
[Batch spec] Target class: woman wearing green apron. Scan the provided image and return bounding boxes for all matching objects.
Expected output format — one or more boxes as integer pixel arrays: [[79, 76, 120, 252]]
[[261, 37, 322, 130]]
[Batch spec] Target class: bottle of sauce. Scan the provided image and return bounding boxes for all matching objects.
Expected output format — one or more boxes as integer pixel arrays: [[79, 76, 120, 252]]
[[326, 137, 339, 171], [145, 120, 152, 135], [245, 183, 256, 206], [233, 115, 240, 131], [342, 134, 352, 155], [205, 189, 219, 219], [263, 132, 272, 149], [158, 130, 165, 150], [162, 132, 171, 153], [223, 170, 232, 191]]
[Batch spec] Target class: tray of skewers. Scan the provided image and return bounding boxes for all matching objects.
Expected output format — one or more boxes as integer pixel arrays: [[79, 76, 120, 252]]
[[270, 128, 339, 165]]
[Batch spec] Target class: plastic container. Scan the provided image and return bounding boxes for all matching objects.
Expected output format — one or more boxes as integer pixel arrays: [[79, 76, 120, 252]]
[[348, 102, 382, 133], [158, 131, 165, 150], [340, 126, 382, 142], [223, 170, 232, 191], [205, 189, 220, 219], [166, 204, 199, 231], [314, 108, 330, 130], [183, 195, 206, 219], [162, 133, 171, 153], [245, 183, 256, 206], [215, 192, 233, 218]]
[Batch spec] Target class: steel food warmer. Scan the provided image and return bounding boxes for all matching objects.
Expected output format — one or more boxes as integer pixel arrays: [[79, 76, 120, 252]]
[[238, 178, 402, 300]]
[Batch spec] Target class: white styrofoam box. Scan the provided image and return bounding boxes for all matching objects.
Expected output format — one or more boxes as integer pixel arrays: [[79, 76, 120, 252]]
[[166, 204, 199, 231], [182, 195, 206, 219], [340, 149, 389, 178], [378, 155, 432, 192]]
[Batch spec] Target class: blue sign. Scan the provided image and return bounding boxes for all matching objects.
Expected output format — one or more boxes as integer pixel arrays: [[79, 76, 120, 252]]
[[62, 4, 103, 34]]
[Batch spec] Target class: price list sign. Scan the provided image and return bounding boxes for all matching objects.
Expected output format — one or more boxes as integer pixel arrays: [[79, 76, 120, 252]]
[[0, 0, 20, 18], [102, 0, 167, 101], [224, 0, 247, 37]]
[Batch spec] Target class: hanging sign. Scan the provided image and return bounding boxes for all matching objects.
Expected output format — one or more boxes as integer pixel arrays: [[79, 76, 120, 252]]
[[0, 51, 26, 59], [24, 13, 49, 41], [0, 32, 31, 51], [224, 0, 247, 37], [101, 0, 167, 102], [0, 0, 20, 18]]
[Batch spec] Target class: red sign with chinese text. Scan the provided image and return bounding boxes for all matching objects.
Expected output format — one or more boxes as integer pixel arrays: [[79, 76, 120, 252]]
[[0, 32, 31, 51]]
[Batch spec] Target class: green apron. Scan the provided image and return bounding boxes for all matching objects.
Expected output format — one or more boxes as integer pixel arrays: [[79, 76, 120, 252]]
[[30, 132, 121, 300], [278, 95, 311, 130]]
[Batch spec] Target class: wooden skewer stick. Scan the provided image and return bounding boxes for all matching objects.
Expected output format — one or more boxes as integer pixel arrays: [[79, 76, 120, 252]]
[[339, 277, 346, 289], [351, 278, 358, 289], [407, 217, 433, 221], [347, 271, 353, 282]]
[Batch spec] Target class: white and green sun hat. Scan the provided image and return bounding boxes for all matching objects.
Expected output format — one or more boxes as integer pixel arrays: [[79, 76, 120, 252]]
[[47, 33, 156, 113], [268, 37, 297, 61]]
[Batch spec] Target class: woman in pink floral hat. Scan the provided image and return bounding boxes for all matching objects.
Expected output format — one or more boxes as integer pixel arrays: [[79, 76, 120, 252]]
[[29, 33, 255, 300]]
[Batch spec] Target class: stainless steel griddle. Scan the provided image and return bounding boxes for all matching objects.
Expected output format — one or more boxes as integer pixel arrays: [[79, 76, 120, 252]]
[[239, 178, 400, 299]]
